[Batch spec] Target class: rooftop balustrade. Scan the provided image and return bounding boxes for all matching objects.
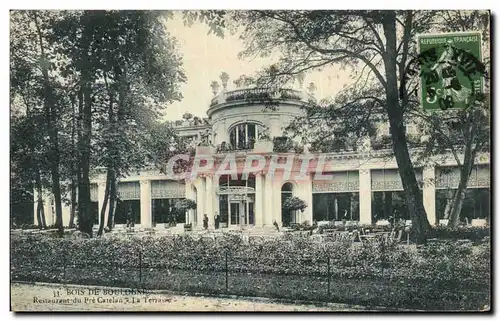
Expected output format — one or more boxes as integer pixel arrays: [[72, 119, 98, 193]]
[[209, 87, 315, 108]]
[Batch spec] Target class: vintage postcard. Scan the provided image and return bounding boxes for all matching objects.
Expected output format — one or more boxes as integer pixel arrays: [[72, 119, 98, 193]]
[[10, 9, 491, 312]]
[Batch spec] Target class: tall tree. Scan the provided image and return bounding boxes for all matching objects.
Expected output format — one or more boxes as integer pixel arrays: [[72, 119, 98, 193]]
[[65, 11, 187, 236], [283, 10, 489, 228], [11, 11, 186, 236], [10, 11, 69, 232], [406, 10, 490, 227], [192, 10, 435, 242], [30, 11, 66, 235]]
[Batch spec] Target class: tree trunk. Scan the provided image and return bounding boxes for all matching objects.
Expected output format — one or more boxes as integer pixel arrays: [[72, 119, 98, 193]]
[[33, 11, 63, 236], [49, 160, 64, 234], [382, 12, 430, 243], [448, 118, 477, 227], [97, 170, 111, 236], [448, 163, 474, 227], [443, 199, 452, 219], [78, 79, 93, 237], [69, 95, 78, 229], [106, 170, 117, 231], [448, 188, 467, 226], [76, 87, 83, 229], [35, 170, 46, 229], [69, 178, 76, 228]]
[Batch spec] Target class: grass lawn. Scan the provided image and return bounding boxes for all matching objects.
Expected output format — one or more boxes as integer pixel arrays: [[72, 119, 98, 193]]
[[11, 263, 489, 311]]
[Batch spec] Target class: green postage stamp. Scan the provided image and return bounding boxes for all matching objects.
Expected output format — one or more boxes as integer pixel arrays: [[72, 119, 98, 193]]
[[417, 31, 484, 111]]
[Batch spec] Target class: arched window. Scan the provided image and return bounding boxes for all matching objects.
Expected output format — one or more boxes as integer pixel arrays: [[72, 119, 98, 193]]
[[229, 123, 258, 150], [282, 182, 293, 193]]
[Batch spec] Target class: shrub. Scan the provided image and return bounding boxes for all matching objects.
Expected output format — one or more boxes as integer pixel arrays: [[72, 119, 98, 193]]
[[290, 221, 316, 231], [10, 233, 490, 311], [174, 199, 197, 212], [427, 226, 490, 241], [317, 223, 336, 234]]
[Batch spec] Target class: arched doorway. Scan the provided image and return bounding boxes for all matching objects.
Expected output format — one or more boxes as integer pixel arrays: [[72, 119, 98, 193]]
[[281, 182, 294, 227], [218, 174, 255, 227]]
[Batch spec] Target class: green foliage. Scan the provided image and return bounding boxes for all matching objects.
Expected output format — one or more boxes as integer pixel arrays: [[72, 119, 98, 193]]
[[182, 112, 193, 120], [174, 199, 197, 211], [10, 10, 187, 234], [427, 226, 489, 241], [317, 223, 365, 233], [11, 233, 490, 310], [291, 221, 316, 231], [371, 135, 393, 150], [282, 196, 307, 212], [272, 136, 294, 153]]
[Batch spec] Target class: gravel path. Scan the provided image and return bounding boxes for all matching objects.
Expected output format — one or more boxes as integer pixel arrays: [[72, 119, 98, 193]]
[[11, 282, 365, 312]]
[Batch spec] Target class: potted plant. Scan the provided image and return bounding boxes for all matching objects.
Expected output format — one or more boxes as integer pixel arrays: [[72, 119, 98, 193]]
[[283, 196, 307, 212], [210, 80, 220, 96], [283, 196, 308, 225], [220, 72, 229, 90], [273, 136, 294, 153]]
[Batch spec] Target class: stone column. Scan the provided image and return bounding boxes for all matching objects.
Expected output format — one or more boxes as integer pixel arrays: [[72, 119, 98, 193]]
[[359, 168, 372, 224], [97, 182, 107, 227], [423, 166, 437, 226], [272, 177, 282, 226], [197, 177, 206, 227], [139, 180, 152, 228], [213, 174, 220, 224], [264, 174, 274, 226], [254, 173, 263, 226], [303, 174, 313, 224], [185, 180, 194, 225], [205, 174, 214, 228]]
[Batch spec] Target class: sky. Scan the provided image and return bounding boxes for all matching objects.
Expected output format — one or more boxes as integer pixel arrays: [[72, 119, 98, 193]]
[[162, 12, 355, 121]]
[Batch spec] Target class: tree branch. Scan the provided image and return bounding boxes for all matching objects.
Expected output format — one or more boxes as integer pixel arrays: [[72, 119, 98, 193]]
[[262, 12, 388, 88], [363, 16, 385, 53]]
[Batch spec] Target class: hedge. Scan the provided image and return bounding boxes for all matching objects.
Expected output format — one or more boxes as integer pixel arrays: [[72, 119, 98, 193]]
[[10, 233, 490, 310], [428, 226, 490, 241]]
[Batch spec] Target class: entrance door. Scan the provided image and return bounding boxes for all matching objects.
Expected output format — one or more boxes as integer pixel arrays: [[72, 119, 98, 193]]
[[229, 201, 255, 226], [230, 202, 240, 225], [239, 202, 246, 225]]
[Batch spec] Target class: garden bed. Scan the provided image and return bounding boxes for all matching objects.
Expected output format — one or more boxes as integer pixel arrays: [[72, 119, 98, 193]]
[[10, 233, 490, 310]]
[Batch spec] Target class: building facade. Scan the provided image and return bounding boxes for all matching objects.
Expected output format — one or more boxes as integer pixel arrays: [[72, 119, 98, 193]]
[[35, 87, 491, 229]]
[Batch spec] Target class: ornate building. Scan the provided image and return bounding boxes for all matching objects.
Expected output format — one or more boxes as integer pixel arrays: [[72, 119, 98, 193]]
[[35, 86, 491, 230]]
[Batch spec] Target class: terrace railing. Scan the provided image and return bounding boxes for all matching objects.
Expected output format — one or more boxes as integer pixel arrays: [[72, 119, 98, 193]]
[[210, 88, 315, 108]]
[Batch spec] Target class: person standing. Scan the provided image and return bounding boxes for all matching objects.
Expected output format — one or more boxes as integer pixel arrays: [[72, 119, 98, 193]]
[[203, 214, 209, 230], [126, 206, 133, 228], [273, 220, 279, 232], [214, 212, 220, 229]]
